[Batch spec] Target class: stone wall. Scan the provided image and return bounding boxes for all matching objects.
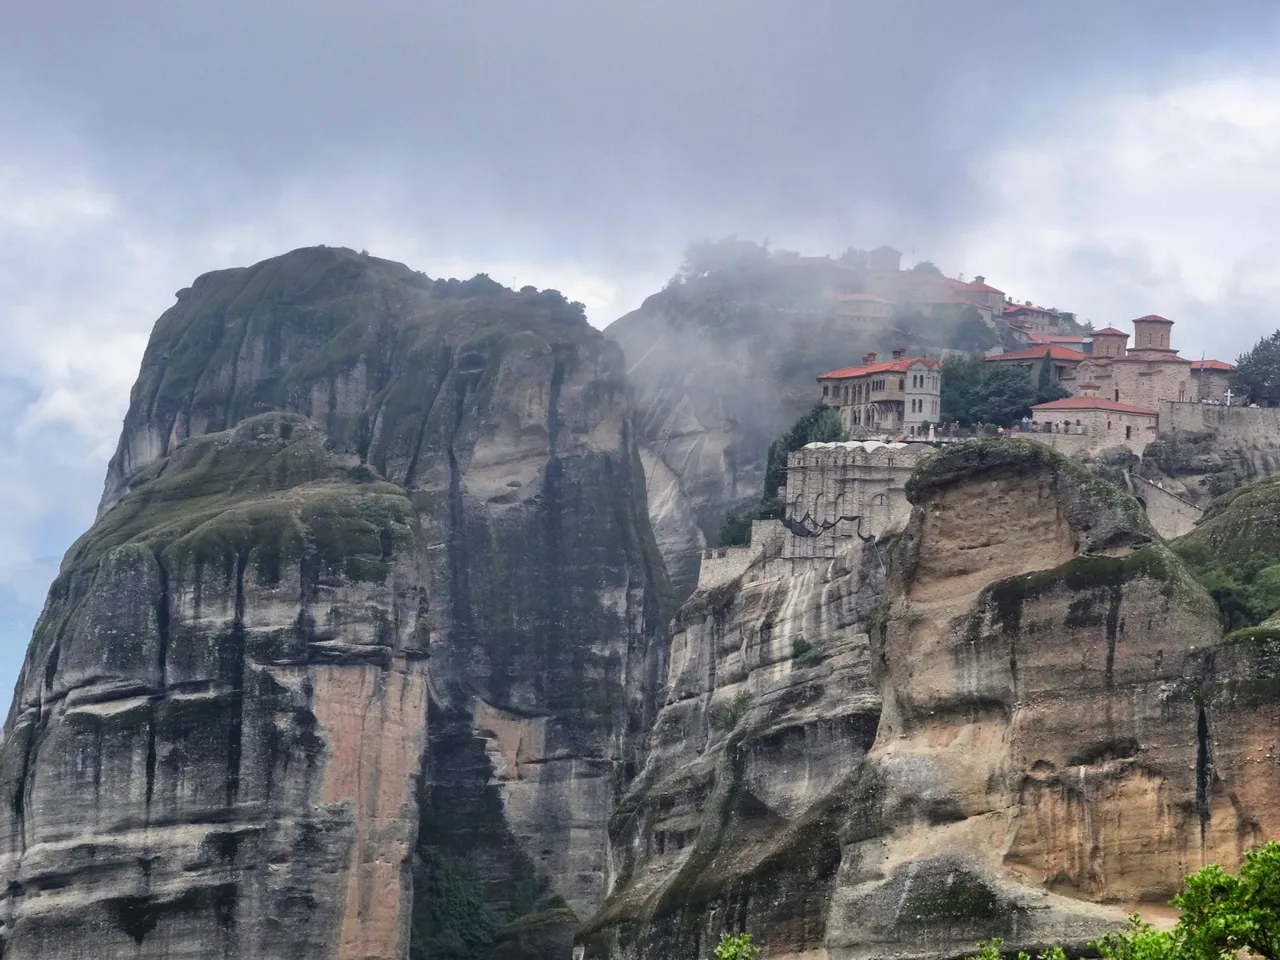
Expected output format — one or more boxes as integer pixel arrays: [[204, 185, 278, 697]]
[[696, 547, 757, 592], [1130, 475, 1204, 539], [780, 441, 932, 564], [1160, 399, 1280, 444], [695, 520, 786, 592], [1029, 408, 1157, 455], [1113, 359, 1193, 409]]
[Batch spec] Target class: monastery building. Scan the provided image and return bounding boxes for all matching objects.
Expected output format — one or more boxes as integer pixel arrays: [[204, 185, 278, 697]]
[[818, 348, 941, 438]]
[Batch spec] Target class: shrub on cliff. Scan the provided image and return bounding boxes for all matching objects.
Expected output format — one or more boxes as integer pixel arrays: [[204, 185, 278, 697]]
[[1231, 329, 1280, 406], [714, 933, 760, 960], [971, 842, 1280, 960], [718, 402, 843, 544]]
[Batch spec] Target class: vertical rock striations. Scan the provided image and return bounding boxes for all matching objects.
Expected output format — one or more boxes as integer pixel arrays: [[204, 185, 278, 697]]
[[584, 440, 1271, 960], [0, 247, 670, 959]]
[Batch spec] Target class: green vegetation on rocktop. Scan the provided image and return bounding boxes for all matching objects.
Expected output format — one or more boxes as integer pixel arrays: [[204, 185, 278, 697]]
[[69, 413, 412, 578], [104, 245, 595, 505], [1174, 473, 1280, 629]]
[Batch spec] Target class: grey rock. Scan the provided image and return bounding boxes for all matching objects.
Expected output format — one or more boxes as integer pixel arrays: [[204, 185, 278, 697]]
[[0, 248, 670, 959]]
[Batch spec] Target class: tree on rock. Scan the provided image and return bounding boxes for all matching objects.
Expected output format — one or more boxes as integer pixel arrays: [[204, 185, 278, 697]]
[[969, 841, 1280, 960], [1232, 330, 1280, 406]]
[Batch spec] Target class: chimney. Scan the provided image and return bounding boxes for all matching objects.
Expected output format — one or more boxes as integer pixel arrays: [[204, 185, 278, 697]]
[[974, 275, 985, 285], [863, 352, 877, 365], [892, 347, 906, 359]]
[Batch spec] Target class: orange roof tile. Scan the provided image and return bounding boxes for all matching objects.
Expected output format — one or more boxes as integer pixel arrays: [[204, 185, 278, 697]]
[[817, 357, 940, 380], [1191, 359, 1236, 371], [1133, 314, 1174, 324], [1032, 397, 1158, 416], [1092, 326, 1129, 337], [986, 345, 1089, 363]]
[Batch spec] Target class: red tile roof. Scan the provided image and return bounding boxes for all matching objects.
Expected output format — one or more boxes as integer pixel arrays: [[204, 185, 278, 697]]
[[1133, 314, 1174, 324], [818, 357, 939, 380], [1032, 397, 1158, 416], [1004, 303, 1059, 316], [986, 345, 1089, 363], [965, 281, 1004, 293], [1092, 326, 1129, 337], [1191, 359, 1236, 371]]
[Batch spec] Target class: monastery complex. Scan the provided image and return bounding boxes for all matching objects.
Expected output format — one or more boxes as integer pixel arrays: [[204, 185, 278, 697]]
[[814, 275, 1236, 454], [703, 252, 1248, 594]]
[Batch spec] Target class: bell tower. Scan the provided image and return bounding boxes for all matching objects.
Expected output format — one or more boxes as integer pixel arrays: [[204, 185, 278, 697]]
[[1129, 315, 1175, 354]]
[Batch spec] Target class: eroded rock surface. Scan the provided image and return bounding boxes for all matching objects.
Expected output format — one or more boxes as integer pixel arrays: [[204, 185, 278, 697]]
[[584, 440, 1268, 960], [0, 247, 670, 959]]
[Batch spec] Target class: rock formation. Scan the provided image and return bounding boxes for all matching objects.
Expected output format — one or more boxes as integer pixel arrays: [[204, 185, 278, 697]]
[[582, 440, 1274, 960], [0, 247, 670, 959], [607, 254, 875, 600]]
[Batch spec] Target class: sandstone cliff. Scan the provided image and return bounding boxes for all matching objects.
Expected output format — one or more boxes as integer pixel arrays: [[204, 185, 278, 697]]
[[583, 440, 1271, 960], [0, 247, 670, 959]]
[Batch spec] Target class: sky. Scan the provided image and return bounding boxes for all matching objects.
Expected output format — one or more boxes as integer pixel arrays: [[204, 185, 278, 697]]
[[3, 0, 1280, 696]]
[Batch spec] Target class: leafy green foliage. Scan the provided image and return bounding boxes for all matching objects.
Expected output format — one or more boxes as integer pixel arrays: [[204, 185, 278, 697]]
[[1092, 918, 1183, 960], [972, 366, 1041, 426], [791, 634, 815, 661], [676, 237, 774, 283], [411, 848, 501, 960], [941, 354, 1066, 427], [718, 510, 754, 547], [759, 403, 843, 518], [1036, 353, 1070, 404], [970, 939, 1067, 960], [710, 690, 751, 730], [1231, 329, 1280, 406], [1174, 840, 1280, 960], [717, 403, 843, 540], [969, 842, 1280, 960], [1173, 539, 1280, 630], [714, 932, 761, 960], [940, 354, 990, 425]]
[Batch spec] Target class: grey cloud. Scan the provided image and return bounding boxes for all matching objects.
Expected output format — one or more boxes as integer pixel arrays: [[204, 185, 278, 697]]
[[7, 0, 1278, 253]]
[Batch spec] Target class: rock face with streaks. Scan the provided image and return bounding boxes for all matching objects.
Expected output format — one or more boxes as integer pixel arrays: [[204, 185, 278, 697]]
[[0, 247, 670, 959], [582, 440, 1278, 960]]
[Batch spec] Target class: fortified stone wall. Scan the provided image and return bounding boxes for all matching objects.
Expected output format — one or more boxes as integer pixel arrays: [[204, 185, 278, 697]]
[[780, 441, 932, 564], [1130, 474, 1204, 539], [695, 520, 785, 592], [1159, 400, 1280, 443]]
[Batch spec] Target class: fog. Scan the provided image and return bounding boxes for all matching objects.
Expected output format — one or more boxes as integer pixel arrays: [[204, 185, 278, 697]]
[[1, 0, 1279, 692]]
